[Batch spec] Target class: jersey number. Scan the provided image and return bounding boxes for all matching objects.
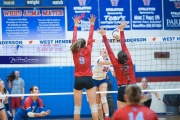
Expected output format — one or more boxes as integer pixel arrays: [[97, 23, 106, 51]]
[[79, 57, 85, 64], [128, 112, 144, 120]]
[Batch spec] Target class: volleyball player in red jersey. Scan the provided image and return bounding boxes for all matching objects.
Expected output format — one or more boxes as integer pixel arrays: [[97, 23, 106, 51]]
[[70, 15, 98, 120], [113, 85, 158, 120], [98, 21, 136, 109]]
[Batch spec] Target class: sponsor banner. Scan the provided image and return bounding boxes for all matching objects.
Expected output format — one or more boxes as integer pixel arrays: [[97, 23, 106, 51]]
[[99, 0, 130, 30], [132, 0, 163, 29], [2, 8, 65, 40], [0, 0, 66, 6], [0, 37, 180, 46], [67, 0, 99, 31], [0, 56, 51, 64], [1, 43, 67, 56], [164, 0, 180, 30]]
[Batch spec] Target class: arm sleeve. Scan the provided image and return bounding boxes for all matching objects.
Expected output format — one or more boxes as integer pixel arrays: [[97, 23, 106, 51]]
[[22, 79, 25, 86], [38, 99, 45, 112], [24, 100, 33, 113], [72, 26, 78, 44], [86, 25, 94, 52], [102, 35, 116, 64], [97, 57, 103, 63], [120, 31, 132, 62]]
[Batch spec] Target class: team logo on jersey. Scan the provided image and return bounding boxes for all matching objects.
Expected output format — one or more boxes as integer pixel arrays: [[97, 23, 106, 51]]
[[142, 0, 151, 6], [32, 106, 36, 112], [78, 0, 86, 6], [174, 2, 180, 8], [110, 0, 119, 6]]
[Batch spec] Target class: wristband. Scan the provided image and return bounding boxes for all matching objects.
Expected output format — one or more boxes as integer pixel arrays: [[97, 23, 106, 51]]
[[158, 99, 161, 100], [5, 103, 9, 111]]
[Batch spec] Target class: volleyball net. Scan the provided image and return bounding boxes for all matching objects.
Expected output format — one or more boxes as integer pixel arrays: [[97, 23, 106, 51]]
[[0, 34, 180, 117]]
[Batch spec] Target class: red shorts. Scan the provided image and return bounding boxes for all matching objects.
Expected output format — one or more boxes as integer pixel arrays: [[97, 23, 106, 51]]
[[10, 97, 22, 109]]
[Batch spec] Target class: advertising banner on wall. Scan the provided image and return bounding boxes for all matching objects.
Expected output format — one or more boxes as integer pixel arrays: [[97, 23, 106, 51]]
[[99, 0, 130, 30], [0, 0, 66, 6], [164, 0, 180, 30], [67, 0, 99, 31], [0, 40, 68, 57], [132, 0, 162, 30], [2, 8, 65, 40]]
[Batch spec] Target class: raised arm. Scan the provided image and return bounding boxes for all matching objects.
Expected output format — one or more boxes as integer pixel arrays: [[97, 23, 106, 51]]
[[98, 27, 117, 64], [72, 15, 81, 44], [119, 21, 132, 62], [86, 14, 96, 51]]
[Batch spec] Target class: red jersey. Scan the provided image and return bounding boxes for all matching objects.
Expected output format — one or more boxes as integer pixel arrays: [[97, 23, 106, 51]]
[[113, 105, 158, 120], [72, 25, 94, 77], [102, 31, 136, 85]]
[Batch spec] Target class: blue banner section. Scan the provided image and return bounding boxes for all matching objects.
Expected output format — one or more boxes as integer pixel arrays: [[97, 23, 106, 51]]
[[132, 0, 162, 30], [2, 8, 65, 40], [0, 56, 51, 64], [164, 0, 180, 30], [99, 0, 130, 30], [67, 0, 99, 31], [0, 0, 66, 6], [25, 0, 42, 6]]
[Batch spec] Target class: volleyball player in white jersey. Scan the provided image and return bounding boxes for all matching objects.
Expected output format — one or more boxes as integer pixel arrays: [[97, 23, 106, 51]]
[[0, 79, 12, 120], [92, 48, 113, 120]]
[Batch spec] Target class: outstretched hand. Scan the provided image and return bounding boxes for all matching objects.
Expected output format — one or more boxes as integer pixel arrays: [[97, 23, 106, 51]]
[[88, 14, 96, 25], [118, 21, 127, 31], [98, 26, 106, 36], [72, 15, 81, 26]]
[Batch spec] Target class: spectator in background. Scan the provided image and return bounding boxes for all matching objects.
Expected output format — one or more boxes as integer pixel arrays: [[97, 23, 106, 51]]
[[139, 77, 162, 108], [0, 79, 12, 120], [106, 75, 114, 118], [7, 70, 25, 119]]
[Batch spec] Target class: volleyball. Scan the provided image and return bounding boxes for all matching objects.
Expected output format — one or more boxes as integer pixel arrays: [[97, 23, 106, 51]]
[[112, 29, 120, 40]]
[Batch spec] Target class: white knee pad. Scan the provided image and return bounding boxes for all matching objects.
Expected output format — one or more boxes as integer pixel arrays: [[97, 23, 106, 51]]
[[97, 104, 102, 109], [74, 106, 81, 114], [101, 97, 107, 104], [90, 104, 97, 113]]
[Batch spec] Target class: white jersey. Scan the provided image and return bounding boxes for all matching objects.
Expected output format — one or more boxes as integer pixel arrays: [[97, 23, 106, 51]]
[[0, 91, 8, 109], [139, 85, 156, 102], [92, 56, 112, 80]]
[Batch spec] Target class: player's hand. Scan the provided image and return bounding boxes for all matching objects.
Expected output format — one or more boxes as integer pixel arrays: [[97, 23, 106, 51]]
[[98, 26, 106, 36], [7, 111, 12, 117], [72, 15, 81, 26], [118, 21, 127, 31], [46, 110, 50, 115], [88, 14, 96, 25], [21, 96, 24, 100], [40, 111, 47, 117]]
